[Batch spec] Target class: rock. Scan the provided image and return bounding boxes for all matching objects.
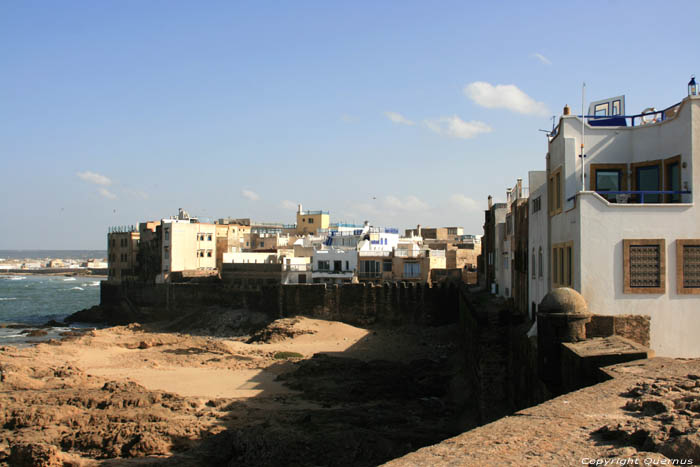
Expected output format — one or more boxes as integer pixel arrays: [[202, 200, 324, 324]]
[[43, 320, 66, 328], [659, 433, 700, 461], [24, 329, 48, 337], [9, 443, 62, 467], [65, 305, 107, 324], [126, 433, 169, 457]]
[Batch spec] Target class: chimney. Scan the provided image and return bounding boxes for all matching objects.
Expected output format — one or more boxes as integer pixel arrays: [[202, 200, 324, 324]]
[[517, 178, 523, 199], [563, 104, 571, 116], [297, 203, 303, 214], [417, 224, 422, 237], [488, 195, 493, 209]]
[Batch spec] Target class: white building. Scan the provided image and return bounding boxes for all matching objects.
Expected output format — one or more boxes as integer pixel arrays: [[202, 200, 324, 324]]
[[311, 247, 357, 284], [528, 170, 548, 320], [158, 219, 217, 283], [544, 91, 700, 357]]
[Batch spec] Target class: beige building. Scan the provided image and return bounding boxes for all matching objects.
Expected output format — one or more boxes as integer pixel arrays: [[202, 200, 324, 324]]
[[158, 220, 217, 283], [295, 204, 330, 235], [215, 221, 252, 271], [405, 225, 464, 241], [107, 227, 140, 282]]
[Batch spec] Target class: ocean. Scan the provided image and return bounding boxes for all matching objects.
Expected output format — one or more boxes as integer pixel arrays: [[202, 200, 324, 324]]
[[0, 250, 107, 260], [0, 274, 102, 346]]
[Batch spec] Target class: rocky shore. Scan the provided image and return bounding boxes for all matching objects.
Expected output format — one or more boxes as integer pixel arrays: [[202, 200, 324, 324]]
[[0, 311, 471, 466]]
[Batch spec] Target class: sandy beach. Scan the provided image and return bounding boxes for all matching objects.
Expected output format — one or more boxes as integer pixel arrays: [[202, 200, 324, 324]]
[[0, 313, 465, 466]]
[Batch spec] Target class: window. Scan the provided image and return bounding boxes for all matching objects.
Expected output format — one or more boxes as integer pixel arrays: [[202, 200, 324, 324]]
[[503, 252, 509, 270], [345, 261, 349, 270], [207, 250, 212, 258], [631, 160, 662, 204], [551, 242, 573, 288], [548, 167, 562, 215], [318, 260, 330, 271], [676, 240, 700, 294], [164, 247, 169, 259], [532, 249, 536, 279], [590, 163, 628, 202], [164, 230, 169, 241], [532, 196, 542, 213], [334, 260, 342, 271], [594, 102, 609, 117], [623, 239, 665, 294], [611, 99, 621, 116], [664, 156, 681, 203], [308, 218, 314, 224], [383, 259, 392, 272], [538, 247, 543, 278], [207, 234, 212, 241], [403, 262, 420, 278]]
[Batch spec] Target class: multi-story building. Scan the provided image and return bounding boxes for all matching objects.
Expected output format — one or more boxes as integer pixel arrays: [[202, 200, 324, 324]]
[[405, 226, 464, 241], [158, 219, 217, 283], [539, 89, 700, 357], [527, 171, 548, 320], [311, 247, 357, 284], [295, 204, 330, 235], [107, 226, 140, 282], [482, 197, 508, 293]]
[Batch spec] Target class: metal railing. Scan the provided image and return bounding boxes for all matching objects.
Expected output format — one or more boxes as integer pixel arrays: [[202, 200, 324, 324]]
[[358, 271, 382, 279], [108, 225, 137, 233], [567, 190, 691, 204], [358, 250, 392, 257]]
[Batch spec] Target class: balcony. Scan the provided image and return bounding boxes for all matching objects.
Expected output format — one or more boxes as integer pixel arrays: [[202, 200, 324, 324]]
[[358, 271, 382, 279], [569, 190, 692, 205], [358, 250, 392, 257]]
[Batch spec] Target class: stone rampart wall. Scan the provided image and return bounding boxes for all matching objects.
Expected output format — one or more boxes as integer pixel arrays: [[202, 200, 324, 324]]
[[99, 281, 459, 327]]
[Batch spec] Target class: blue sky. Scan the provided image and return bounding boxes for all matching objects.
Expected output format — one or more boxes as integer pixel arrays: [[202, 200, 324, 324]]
[[1, 0, 698, 249]]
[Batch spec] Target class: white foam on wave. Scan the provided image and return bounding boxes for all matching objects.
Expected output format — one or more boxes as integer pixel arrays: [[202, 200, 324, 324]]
[[70, 287, 85, 291], [8, 277, 26, 281], [88, 281, 100, 287], [0, 297, 17, 301], [63, 278, 77, 282]]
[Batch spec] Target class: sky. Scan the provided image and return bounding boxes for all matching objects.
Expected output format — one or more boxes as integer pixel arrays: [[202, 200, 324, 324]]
[[1, 0, 699, 249]]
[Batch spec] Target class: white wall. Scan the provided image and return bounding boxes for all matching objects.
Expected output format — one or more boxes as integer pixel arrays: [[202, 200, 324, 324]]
[[528, 176, 549, 319], [554, 97, 700, 357], [579, 194, 698, 357]]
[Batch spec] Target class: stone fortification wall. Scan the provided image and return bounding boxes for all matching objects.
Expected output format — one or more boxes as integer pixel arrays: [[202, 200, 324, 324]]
[[99, 281, 459, 327], [586, 314, 651, 347]]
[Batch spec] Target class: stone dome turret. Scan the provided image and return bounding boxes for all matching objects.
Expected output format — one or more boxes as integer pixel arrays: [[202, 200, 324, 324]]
[[539, 287, 589, 316]]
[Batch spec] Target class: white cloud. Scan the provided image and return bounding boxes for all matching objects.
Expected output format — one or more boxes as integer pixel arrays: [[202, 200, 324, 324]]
[[98, 188, 117, 200], [464, 81, 549, 116], [384, 195, 429, 211], [450, 194, 481, 211], [241, 189, 260, 201], [76, 171, 112, 186], [532, 53, 551, 65], [281, 200, 297, 210], [424, 115, 492, 139], [385, 111, 415, 126]]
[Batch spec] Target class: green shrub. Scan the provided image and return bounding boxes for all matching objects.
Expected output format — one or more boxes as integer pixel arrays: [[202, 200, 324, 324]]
[[273, 351, 304, 360]]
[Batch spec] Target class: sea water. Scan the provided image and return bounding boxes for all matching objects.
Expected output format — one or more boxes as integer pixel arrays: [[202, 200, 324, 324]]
[[0, 274, 102, 345]]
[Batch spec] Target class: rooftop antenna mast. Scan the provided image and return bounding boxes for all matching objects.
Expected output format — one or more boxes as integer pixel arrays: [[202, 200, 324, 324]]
[[581, 82, 586, 191]]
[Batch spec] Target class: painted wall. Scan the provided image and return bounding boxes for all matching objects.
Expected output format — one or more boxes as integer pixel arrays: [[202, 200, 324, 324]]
[[528, 180, 549, 319], [558, 97, 700, 357], [578, 193, 698, 357]]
